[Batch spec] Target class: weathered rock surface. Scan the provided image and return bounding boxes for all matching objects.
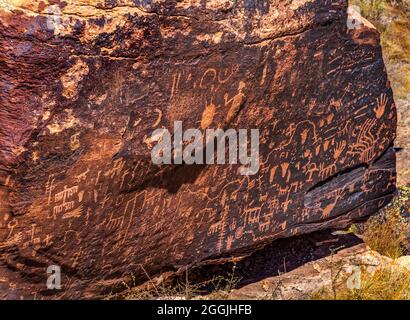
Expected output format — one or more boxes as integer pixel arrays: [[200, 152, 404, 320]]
[[0, 0, 396, 299], [229, 243, 410, 300], [396, 98, 410, 185]]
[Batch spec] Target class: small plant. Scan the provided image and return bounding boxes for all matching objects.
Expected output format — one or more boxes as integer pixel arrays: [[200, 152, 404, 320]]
[[119, 264, 241, 300], [205, 263, 241, 300]]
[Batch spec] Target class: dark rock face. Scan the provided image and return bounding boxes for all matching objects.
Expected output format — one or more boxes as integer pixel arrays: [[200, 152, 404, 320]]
[[0, 0, 396, 299]]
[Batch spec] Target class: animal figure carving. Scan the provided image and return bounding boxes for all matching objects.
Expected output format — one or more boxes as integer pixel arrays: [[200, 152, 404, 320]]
[[0, 0, 396, 299]]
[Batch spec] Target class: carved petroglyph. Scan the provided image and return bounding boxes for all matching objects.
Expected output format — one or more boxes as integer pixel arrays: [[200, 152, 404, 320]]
[[0, 0, 397, 299], [374, 93, 388, 119], [348, 118, 377, 163], [224, 81, 246, 125]]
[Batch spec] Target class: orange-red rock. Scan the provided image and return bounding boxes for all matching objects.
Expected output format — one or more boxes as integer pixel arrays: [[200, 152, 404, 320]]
[[0, 0, 396, 299]]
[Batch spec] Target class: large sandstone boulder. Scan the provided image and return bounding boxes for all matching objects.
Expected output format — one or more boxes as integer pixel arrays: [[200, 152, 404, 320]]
[[0, 0, 396, 299]]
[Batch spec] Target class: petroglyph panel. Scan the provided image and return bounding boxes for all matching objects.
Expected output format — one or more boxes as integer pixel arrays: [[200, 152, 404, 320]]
[[0, 0, 396, 298]]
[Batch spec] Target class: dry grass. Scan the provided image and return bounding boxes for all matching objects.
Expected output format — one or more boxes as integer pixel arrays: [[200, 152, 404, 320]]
[[313, 267, 410, 300], [314, 186, 410, 300], [361, 213, 407, 259], [350, 186, 410, 258], [119, 264, 241, 300]]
